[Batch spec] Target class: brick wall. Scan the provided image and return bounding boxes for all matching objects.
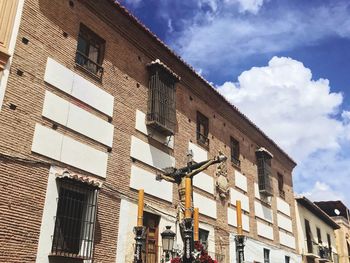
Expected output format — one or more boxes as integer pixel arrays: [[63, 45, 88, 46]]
[[0, 0, 298, 262]]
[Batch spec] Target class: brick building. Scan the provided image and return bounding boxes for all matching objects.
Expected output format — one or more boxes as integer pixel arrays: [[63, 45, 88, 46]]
[[0, 0, 301, 262]]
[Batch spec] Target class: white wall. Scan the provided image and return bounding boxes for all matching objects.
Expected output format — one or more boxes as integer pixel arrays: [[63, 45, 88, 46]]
[[188, 142, 208, 163], [193, 172, 214, 194], [254, 201, 273, 223], [229, 234, 302, 263], [44, 58, 114, 116], [277, 213, 293, 232], [279, 231, 296, 249], [277, 197, 291, 216], [193, 192, 217, 219], [35, 167, 59, 263], [42, 91, 114, 147], [230, 188, 250, 212], [32, 124, 108, 177], [0, 0, 25, 110], [227, 207, 250, 232], [130, 136, 175, 171], [235, 171, 247, 192], [257, 221, 274, 240], [129, 165, 173, 203]]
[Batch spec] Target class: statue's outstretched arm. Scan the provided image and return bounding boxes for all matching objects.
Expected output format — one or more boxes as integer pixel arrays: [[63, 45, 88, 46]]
[[186, 153, 227, 178], [186, 159, 216, 178], [156, 173, 176, 183]]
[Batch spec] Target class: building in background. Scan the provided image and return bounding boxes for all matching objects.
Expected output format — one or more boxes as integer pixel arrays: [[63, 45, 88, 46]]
[[316, 201, 350, 263], [295, 196, 340, 263], [0, 0, 24, 109], [0, 0, 301, 262]]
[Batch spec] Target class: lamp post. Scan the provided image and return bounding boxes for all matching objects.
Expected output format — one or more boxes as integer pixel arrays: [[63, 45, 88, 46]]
[[161, 226, 176, 262]]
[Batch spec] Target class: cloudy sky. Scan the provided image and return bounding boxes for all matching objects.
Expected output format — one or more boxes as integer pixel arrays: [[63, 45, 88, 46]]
[[119, 0, 350, 206]]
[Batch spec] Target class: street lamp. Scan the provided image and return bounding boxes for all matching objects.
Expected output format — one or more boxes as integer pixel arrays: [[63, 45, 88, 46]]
[[161, 226, 176, 262]]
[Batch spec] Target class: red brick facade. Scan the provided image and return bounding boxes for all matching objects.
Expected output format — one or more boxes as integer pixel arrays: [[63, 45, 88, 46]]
[[0, 0, 299, 262]]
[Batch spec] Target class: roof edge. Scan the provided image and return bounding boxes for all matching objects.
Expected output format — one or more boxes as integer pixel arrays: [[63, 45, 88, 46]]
[[109, 0, 296, 167]]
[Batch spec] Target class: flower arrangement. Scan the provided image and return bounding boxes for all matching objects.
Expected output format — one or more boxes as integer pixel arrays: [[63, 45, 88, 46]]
[[170, 241, 218, 263]]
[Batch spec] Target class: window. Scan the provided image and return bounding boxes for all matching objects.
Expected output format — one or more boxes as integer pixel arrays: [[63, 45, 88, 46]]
[[263, 248, 270, 263], [256, 148, 273, 196], [327, 233, 332, 259], [230, 137, 240, 167], [199, 228, 209, 251], [285, 256, 290, 263], [278, 173, 285, 199], [146, 61, 178, 136], [76, 24, 105, 78], [197, 111, 209, 147], [316, 227, 322, 244], [51, 178, 98, 260], [305, 219, 313, 253]]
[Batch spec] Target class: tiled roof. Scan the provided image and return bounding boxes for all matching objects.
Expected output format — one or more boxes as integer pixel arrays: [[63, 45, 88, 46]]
[[109, 0, 296, 166]]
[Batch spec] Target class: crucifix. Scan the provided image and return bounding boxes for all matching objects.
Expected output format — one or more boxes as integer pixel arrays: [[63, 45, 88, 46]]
[[156, 150, 227, 261]]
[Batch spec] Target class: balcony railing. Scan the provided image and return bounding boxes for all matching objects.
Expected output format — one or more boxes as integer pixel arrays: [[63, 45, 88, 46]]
[[75, 51, 104, 79]]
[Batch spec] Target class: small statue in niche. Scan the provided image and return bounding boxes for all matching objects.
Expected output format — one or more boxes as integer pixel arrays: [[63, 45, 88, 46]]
[[215, 153, 229, 199]]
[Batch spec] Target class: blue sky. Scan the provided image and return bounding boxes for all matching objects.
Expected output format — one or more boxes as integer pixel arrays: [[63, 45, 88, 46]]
[[119, 0, 350, 206]]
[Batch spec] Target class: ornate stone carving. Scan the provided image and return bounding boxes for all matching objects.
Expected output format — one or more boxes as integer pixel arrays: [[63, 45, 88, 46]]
[[215, 153, 230, 199]]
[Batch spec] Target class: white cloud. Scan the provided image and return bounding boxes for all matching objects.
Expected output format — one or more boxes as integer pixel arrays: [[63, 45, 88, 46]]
[[302, 181, 344, 202], [225, 0, 265, 14], [172, 1, 350, 77], [217, 56, 343, 161], [217, 56, 350, 206]]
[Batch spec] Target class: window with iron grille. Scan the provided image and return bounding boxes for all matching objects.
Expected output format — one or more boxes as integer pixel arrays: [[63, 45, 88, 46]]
[[75, 24, 105, 78], [147, 63, 177, 136], [230, 137, 240, 167], [199, 228, 209, 251], [317, 227, 322, 244], [51, 178, 98, 260], [305, 219, 313, 253], [256, 149, 273, 196], [263, 248, 270, 263], [327, 233, 332, 260], [278, 173, 285, 199], [197, 112, 209, 148]]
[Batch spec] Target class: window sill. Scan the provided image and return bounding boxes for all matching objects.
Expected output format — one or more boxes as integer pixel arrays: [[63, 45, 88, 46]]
[[49, 253, 91, 261], [75, 63, 103, 82], [197, 139, 209, 150], [231, 159, 241, 170]]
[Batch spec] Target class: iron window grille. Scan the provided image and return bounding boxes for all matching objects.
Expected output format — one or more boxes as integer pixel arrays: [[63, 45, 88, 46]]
[[263, 248, 270, 263], [196, 112, 209, 148], [199, 228, 209, 251], [75, 24, 105, 79], [256, 150, 273, 196], [147, 63, 177, 136], [278, 173, 285, 199], [305, 219, 313, 254], [230, 137, 240, 167], [51, 178, 98, 260]]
